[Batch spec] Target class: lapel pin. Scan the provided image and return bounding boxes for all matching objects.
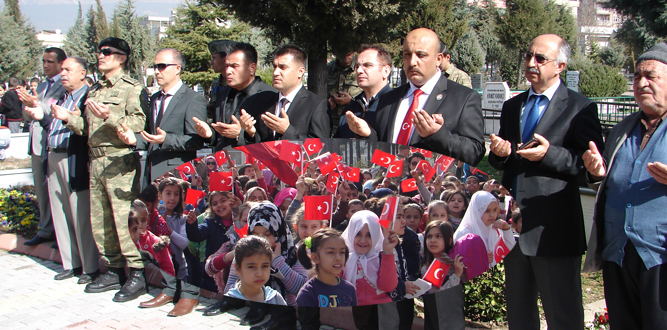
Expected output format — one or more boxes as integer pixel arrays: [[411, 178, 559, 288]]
[[436, 94, 443, 101]]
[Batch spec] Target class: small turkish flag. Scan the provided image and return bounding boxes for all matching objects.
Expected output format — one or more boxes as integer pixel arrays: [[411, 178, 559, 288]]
[[340, 165, 360, 182], [386, 159, 404, 178], [278, 142, 303, 164], [435, 155, 455, 172], [234, 223, 247, 239], [304, 138, 323, 156], [215, 150, 229, 167], [471, 167, 489, 178], [494, 235, 510, 264], [209, 171, 233, 192], [401, 178, 418, 193], [371, 149, 395, 167], [418, 160, 436, 182], [176, 161, 195, 175], [178, 171, 188, 181], [313, 152, 337, 175], [379, 196, 399, 229], [410, 147, 433, 158], [326, 173, 340, 194], [422, 258, 451, 289], [184, 188, 206, 207], [305, 195, 333, 221]]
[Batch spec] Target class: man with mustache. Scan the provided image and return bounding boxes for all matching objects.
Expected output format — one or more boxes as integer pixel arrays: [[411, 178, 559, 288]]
[[346, 28, 485, 166], [489, 34, 604, 330], [583, 42, 667, 329]]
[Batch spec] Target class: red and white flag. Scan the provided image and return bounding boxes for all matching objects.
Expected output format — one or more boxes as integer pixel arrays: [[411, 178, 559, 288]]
[[313, 152, 338, 175], [184, 188, 206, 207], [386, 159, 404, 178], [304, 138, 323, 157], [326, 172, 340, 194], [209, 171, 233, 192], [371, 149, 395, 167], [305, 195, 333, 221], [278, 142, 303, 164], [340, 165, 360, 182], [176, 161, 195, 175], [215, 150, 229, 167], [401, 178, 418, 193], [379, 196, 399, 229], [410, 147, 433, 158], [435, 155, 455, 173], [422, 258, 451, 289], [418, 160, 436, 182], [235, 223, 248, 239], [471, 167, 489, 178], [494, 233, 510, 263]]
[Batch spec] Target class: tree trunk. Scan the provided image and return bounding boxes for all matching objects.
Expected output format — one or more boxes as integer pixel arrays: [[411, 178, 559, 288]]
[[516, 49, 523, 89], [307, 43, 328, 98]]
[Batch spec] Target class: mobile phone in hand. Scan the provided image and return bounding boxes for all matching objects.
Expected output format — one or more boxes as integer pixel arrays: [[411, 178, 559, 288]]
[[518, 137, 540, 150]]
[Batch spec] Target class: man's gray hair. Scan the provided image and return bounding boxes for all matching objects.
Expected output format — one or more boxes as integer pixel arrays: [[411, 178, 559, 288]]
[[159, 48, 186, 73], [556, 38, 571, 65]]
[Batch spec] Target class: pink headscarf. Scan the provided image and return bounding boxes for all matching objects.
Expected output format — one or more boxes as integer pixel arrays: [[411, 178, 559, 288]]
[[273, 187, 297, 209]]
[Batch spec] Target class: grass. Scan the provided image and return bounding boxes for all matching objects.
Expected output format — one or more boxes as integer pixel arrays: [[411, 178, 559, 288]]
[[0, 157, 31, 170]]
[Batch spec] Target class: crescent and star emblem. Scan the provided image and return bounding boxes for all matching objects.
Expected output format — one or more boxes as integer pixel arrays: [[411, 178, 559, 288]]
[[307, 144, 315, 152], [380, 157, 390, 165], [221, 178, 229, 186], [380, 203, 390, 218], [389, 164, 398, 173], [422, 163, 429, 171], [294, 151, 302, 162], [402, 123, 410, 131], [434, 268, 444, 280], [317, 201, 330, 214], [409, 182, 417, 189], [495, 245, 506, 257]]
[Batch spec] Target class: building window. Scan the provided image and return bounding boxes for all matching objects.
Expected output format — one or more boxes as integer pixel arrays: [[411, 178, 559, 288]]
[[597, 14, 610, 24]]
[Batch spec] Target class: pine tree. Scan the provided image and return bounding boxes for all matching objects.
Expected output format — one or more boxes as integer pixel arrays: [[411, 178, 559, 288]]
[[113, 0, 156, 76], [63, 2, 89, 59], [451, 30, 486, 75], [1, 0, 41, 79], [82, 6, 101, 73], [111, 12, 122, 39], [4, 0, 23, 24], [95, 0, 110, 41]]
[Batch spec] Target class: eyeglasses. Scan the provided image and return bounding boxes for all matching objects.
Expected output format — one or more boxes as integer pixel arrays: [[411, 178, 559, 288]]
[[153, 63, 178, 71], [523, 52, 556, 65], [99, 48, 125, 57]]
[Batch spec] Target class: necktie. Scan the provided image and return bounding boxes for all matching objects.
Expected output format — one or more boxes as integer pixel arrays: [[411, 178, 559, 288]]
[[522, 94, 545, 142], [44, 78, 54, 97], [396, 89, 423, 146], [273, 98, 289, 138], [155, 92, 171, 130]]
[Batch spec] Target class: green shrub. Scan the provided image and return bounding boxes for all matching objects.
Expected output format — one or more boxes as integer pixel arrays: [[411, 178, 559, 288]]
[[562, 57, 627, 98], [257, 67, 273, 86], [463, 262, 507, 323], [0, 186, 40, 238]]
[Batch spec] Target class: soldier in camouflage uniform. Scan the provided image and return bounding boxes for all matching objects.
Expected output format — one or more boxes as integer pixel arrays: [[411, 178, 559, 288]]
[[54, 37, 149, 303], [439, 42, 473, 89], [326, 51, 363, 136], [207, 40, 236, 121]]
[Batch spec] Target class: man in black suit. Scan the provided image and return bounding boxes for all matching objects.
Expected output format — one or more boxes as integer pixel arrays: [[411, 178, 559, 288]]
[[193, 42, 276, 151], [238, 44, 330, 142], [346, 28, 485, 166], [117, 48, 207, 188], [488, 34, 604, 330]]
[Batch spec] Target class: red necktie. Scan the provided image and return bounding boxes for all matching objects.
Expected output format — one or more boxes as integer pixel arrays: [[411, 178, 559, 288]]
[[396, 89, 423, 146]]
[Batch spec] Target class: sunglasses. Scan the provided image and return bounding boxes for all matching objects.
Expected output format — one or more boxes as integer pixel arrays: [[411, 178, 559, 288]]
[[99, 48, 125, 57], [523, 52, 556, 65], [153, 63, 178, 71]]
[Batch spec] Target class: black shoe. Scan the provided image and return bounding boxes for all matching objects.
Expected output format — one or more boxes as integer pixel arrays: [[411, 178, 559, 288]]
[[112, 268, 147, 302], [77, 270, 99, 284], [84, 268, 122, 293], [51, 243, 58, 249], [23, 235, 52, 246], [241, 304, 268, 326], [249, 318, 280, 330], [54, 267, 82, 280], [204, 298, 243, 316]]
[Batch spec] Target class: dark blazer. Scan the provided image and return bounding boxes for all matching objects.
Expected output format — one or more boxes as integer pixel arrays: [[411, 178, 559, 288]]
[[334, 84, 392, 139], [136, 83, 207, 186], [243, 86, 331, 142], [366, 76, 485, 166], [489, 82, 604, 257], [211, 77, 276, 151]]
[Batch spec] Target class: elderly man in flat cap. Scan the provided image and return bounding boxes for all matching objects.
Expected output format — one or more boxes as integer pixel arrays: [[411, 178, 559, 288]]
[[52, 37, 149, 303], [583, 42, 667, 329]]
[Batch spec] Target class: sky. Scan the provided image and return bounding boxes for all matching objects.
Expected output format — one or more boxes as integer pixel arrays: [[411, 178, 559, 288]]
[[6, 0, 182, 32]]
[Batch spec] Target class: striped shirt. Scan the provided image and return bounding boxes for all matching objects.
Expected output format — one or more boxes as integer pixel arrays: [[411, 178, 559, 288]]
[[48, 84, 88, 150]]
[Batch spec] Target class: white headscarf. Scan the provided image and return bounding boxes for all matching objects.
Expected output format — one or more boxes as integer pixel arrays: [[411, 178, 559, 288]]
[[342, 210, 385, 291], [453, 191, 498, 251]]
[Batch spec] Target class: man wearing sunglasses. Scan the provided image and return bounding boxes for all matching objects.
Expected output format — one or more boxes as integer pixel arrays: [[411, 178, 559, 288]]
[[53, 37, 149, 303], [488, 34, 604, 330], [117, 48, 207, 191]]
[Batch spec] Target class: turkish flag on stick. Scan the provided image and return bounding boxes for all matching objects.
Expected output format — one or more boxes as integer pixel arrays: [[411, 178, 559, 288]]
[[379, 196, 399, 229], [418, 160, 436, 182], [494, 231, 510, 263], [304, 195, 334, 221], [312, 152, 338, 175], [386, 159, 404, 178], [279, 142, 304, 164], [326, 172, 340, 194], [371, 149, 395, 167], [435, 155, 455, 173], [340, 165, 360, 182], [215, 150, 229, 167], [401, 178, 418, 193], [422, 258, 451, 289], [410, 147, 433, 158], [234, 223, 248, 239], [209, 171, 233, 192], [184, 188, 206, 207], [471, 167, 489, 178], [176, 161, 195, 175], [304, 138, 323, 157], [235, 142, 298, 187]]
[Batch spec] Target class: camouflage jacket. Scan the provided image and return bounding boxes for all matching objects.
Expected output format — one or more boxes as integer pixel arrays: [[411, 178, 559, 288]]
[[444, 64, 472, 89], [326, 59, 362, 124]]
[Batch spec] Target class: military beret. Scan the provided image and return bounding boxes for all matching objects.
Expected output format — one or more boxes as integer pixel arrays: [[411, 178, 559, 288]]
[[208, 40, 236, 56], [99, 37, 131, 56], [637, 42, 667, 66]]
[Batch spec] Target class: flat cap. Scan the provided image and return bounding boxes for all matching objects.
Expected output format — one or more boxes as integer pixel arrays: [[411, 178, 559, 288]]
[[99, 37, 131, 56], [208, 40, 236, 56], [637, 42, 667, 66]]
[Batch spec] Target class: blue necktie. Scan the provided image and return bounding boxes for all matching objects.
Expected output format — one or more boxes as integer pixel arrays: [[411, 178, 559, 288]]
[[522, 94, 544, 142]]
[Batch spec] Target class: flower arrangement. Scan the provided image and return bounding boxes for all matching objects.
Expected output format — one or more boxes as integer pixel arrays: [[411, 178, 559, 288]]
[[586, 309, 609, 330], [0, 186, 40, 238]]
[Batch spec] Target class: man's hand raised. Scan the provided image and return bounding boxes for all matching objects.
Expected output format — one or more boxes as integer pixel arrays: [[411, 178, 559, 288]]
[[193, 117, 212, 138], [345, 111, 371, 137], [583, 141, 606, 180]]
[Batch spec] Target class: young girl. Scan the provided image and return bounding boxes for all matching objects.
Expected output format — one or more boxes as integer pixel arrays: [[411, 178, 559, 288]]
[[128, 200, 175, 277], [138, 183, 171, 237], [444, 190, 469, 230], [426, 200, 448, 225], [296, 228, 356, 307], [403, 203, 424, 234], [453, 191, 515, 268], [225, 235, 287, 305], [244, 186, 268, 202]]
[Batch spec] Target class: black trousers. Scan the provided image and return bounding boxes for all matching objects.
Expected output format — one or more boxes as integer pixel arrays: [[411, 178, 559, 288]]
[[422, 286, 465, 330], [377, 299, 415, 330], [297, 307, 320, 330], [603, 241, 667, 330], [505, 241, 583, 330], [352, 304, 378, 330]]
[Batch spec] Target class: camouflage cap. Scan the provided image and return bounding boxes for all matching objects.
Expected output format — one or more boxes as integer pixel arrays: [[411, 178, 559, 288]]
[[99, 37, 131, 56], [208, 40, 236, 56]]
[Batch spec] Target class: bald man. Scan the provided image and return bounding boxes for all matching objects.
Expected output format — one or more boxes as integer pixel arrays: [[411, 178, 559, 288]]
[[347, 28, 485, 166]]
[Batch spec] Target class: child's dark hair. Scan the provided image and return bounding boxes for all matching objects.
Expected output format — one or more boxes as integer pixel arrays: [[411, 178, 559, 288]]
[[348, 199, 363, 209], [422, 220, 454, 268], [128, 199, 148, 227], [158, 178, 184, 217], [443, 190, 469, 216], [511, 209, 522, 225], [234, 235, 273, 266], [139, 183, 159, 204], [297, 227, 348, 270]]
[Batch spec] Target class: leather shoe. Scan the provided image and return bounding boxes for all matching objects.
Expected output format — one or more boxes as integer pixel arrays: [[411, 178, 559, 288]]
[[85, 268, 122, 293], [139, 293, 173, 308], [77, 270, 99, 284], [241, 304, 268, 326], [54, 267, 82, 280], [167, 298, 199, 317], [249, 318, 279, 330], [113, 268, 147, 302], [23, 235, 52, 246], [203, 298, 243, 316]]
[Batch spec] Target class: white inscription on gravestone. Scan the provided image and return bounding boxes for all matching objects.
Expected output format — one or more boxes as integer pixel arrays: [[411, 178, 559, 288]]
[[567, 71, 580, 92], [482, 82, 510, 110], [471, 74, 483, 90]]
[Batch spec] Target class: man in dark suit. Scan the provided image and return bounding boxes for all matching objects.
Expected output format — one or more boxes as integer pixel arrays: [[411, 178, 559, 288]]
[[488, 34, 604, 330], [17, 47, 67, 247], [346, 28, 485, 166], [193, 42, 276, 151], [238, 44, 330, 142], [117, 48, 207, 188]]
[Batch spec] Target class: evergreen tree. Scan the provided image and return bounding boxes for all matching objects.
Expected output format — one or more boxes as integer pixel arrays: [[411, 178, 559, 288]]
[[469, 0, 503, 79], [113, 0, 156, 77], [599, 37, 628, 69], [4, 0, 23, 24], [615, 17, 664, 71], [605, 0, 667, 36], [111, 12, 122, 39], [83, 6, 101, 73], [1, 0, 41, 79], [451, 29, 486, 75], [63, 2, 89, 59], [95, 0, 110, 41]]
